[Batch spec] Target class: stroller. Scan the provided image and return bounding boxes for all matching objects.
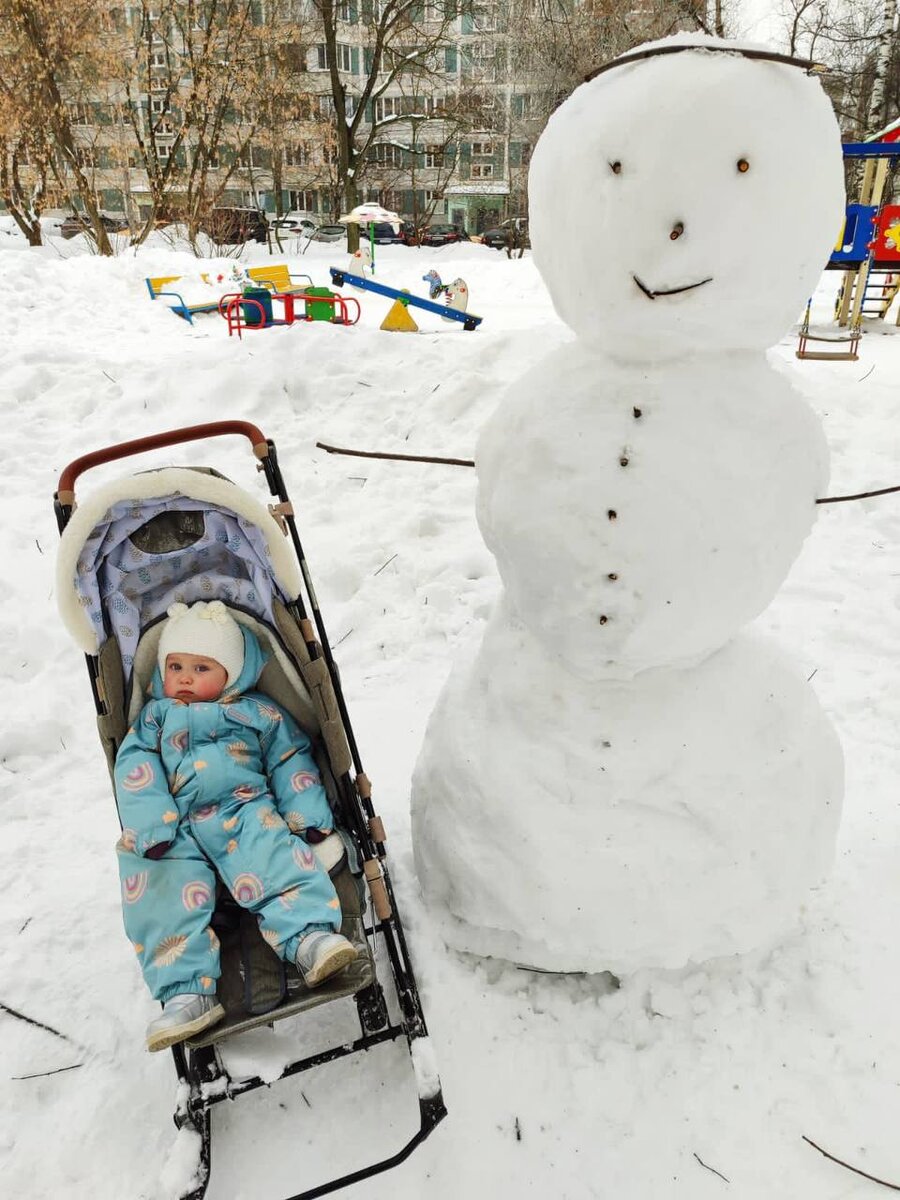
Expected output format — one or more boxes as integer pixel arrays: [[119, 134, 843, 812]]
[[54, 420, 445, 1199]]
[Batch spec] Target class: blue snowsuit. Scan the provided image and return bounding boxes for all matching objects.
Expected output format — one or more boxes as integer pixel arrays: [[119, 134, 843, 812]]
[[114, 626, 341, 1002]]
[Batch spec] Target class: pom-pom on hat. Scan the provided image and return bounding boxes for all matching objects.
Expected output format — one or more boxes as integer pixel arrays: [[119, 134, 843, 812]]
[[158, 601, 244, 687]]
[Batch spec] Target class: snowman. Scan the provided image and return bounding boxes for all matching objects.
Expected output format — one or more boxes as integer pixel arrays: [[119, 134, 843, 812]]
[[411, 35, 846, 975]]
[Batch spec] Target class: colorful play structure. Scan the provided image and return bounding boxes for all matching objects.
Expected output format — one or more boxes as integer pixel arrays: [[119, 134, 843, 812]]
[[329, 267, 482, 331], [146, 264, 360, 336], [798, 125, 900, 361], [146, 258, 482, 336]]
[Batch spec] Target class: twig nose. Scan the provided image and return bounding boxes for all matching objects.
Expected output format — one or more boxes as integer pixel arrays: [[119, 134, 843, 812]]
[[670, 222, 684, 241]]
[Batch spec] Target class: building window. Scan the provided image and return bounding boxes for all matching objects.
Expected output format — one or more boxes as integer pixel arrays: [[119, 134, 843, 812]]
[[158, 142, 171, 160], [470, 42, 495, 78], [471, 141, 492, 157], [284, 142, 311, 167], [288, 189, 318, 212], [237, 144, 269, 169], [373, 95, 401, 122], [150, 97, 167, 115], [371, 142, 404, 167], [314, 42, 353, 70], [424, 144, 444, 168], [336, 0, 351, 19], [471, 162, 493, 179], [318, 94, 335, 117], [70, 103, 91, 126], [471, 3, 496, 31], [373, 188, 403, 211], [151, 50, 167, 67], [512, 93, 534, 119]]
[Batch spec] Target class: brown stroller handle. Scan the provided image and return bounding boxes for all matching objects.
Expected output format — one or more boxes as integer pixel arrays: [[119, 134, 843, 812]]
[[56, 421, 270, 503]]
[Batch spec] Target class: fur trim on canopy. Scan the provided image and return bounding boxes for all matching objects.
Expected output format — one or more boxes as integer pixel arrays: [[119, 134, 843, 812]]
[[57, 467, 303, 652]]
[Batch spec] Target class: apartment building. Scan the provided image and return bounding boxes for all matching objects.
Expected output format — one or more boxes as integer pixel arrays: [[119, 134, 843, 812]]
[[6, 1, 692, 232]]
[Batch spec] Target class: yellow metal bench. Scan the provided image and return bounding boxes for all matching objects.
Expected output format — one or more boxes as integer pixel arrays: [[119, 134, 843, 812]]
[[246, 264, 314, 296], [145, 273, 223, 323]]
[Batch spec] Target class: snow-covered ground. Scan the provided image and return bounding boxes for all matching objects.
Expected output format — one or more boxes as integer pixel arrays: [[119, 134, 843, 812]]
[[1, 228, 900, 1199]]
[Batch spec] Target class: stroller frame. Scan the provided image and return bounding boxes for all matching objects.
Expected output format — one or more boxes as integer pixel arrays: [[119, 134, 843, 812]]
[[54, 420, 446, 1200]]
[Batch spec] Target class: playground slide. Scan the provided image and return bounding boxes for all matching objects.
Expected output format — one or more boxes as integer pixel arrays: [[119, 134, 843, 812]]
[[329, 268, 482, 329]]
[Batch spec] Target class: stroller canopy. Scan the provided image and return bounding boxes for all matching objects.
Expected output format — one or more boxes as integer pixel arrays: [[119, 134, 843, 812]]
[[57, 467, 303, 675]]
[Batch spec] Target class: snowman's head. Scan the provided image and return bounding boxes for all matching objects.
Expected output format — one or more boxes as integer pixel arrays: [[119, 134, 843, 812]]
[[528, 35, 845, 360]]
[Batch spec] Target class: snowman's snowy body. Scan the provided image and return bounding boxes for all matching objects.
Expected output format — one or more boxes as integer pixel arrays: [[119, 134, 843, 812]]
[[412, 37, 847, 974]]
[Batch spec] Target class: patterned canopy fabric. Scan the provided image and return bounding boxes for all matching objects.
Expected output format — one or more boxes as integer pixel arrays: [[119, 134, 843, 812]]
[[74, 493, 283, 677]]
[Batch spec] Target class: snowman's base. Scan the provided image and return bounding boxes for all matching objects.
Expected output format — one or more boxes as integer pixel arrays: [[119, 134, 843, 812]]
[[411, 612, 843, 975]]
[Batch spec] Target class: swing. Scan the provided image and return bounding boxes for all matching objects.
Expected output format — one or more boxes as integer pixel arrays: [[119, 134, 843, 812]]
[[796, 298, 861, 360]]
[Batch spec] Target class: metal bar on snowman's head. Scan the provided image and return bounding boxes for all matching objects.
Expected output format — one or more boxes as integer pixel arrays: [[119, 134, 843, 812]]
[[584, 45, 828, 84]]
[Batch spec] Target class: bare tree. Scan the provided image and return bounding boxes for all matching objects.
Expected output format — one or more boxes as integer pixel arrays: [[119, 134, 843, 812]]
[[311, 0, 471, 249], [0, 40, 55, 243], [0, 0, 116, 252], [867, 0, 898, 134]]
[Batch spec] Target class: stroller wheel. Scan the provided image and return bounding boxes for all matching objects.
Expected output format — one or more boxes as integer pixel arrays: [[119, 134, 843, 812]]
[[356, 981, 389, 1033]]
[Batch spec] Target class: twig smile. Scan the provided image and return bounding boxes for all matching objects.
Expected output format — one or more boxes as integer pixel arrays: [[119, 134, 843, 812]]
[[633, 274, 714, 299]]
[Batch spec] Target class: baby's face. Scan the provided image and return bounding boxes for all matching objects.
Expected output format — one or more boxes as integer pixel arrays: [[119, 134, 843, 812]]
[[163, 653, 228, 703]]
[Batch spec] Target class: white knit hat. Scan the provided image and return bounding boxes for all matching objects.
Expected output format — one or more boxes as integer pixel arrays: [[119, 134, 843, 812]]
[[157, 601, 245, 687]]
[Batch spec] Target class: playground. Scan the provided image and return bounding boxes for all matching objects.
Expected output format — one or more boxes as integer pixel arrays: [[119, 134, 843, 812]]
[[2, 218, 900, 1200]]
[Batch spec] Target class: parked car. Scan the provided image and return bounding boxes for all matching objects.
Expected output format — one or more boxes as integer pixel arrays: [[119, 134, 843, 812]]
[[270, 215, 317, 238], [366, 222, 403, 244], [310, 224, 348, 243], [199, 206, 268, 245], [399, 220, 420, 246], [420, 223, 468, 247], [480, 217, 530, 250], [60, 212, 129, 240]]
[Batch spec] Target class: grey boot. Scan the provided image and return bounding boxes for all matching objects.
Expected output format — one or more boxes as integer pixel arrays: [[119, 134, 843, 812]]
[[146, 993, 225, 1053], [295, 932, 357, 988]]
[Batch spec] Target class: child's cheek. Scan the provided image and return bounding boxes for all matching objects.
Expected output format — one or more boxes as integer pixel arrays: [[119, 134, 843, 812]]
[[197, 675, 225, 701]]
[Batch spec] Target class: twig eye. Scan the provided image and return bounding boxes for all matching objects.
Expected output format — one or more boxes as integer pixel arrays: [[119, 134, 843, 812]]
[[609, 161, 622, 175], [737, 158, 750, 173]]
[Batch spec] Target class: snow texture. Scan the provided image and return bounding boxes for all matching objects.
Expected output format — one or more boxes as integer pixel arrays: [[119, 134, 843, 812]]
[[529, 33, 846, 364], [0, 106, 896, 1200], [412, 35, 847, 973]]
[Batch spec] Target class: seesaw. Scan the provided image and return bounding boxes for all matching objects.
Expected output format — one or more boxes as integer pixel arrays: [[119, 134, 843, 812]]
[[329, 267, 482, 330]]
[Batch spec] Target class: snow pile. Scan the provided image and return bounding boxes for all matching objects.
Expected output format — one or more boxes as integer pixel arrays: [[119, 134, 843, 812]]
[[412, 36, 845, 974]]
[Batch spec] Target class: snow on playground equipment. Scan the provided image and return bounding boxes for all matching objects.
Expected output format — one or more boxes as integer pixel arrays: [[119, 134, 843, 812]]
[[330, 266, 482, 330], [799, 132, 900, 359], [53, 421, 445, 1200], [219, 286, 360, 338], [147, 264, 330, 324], [145, 270, 244, 323]]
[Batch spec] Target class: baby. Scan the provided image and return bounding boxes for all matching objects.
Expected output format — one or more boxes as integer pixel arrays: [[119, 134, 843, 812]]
[[114, 600, 357, 1051]]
